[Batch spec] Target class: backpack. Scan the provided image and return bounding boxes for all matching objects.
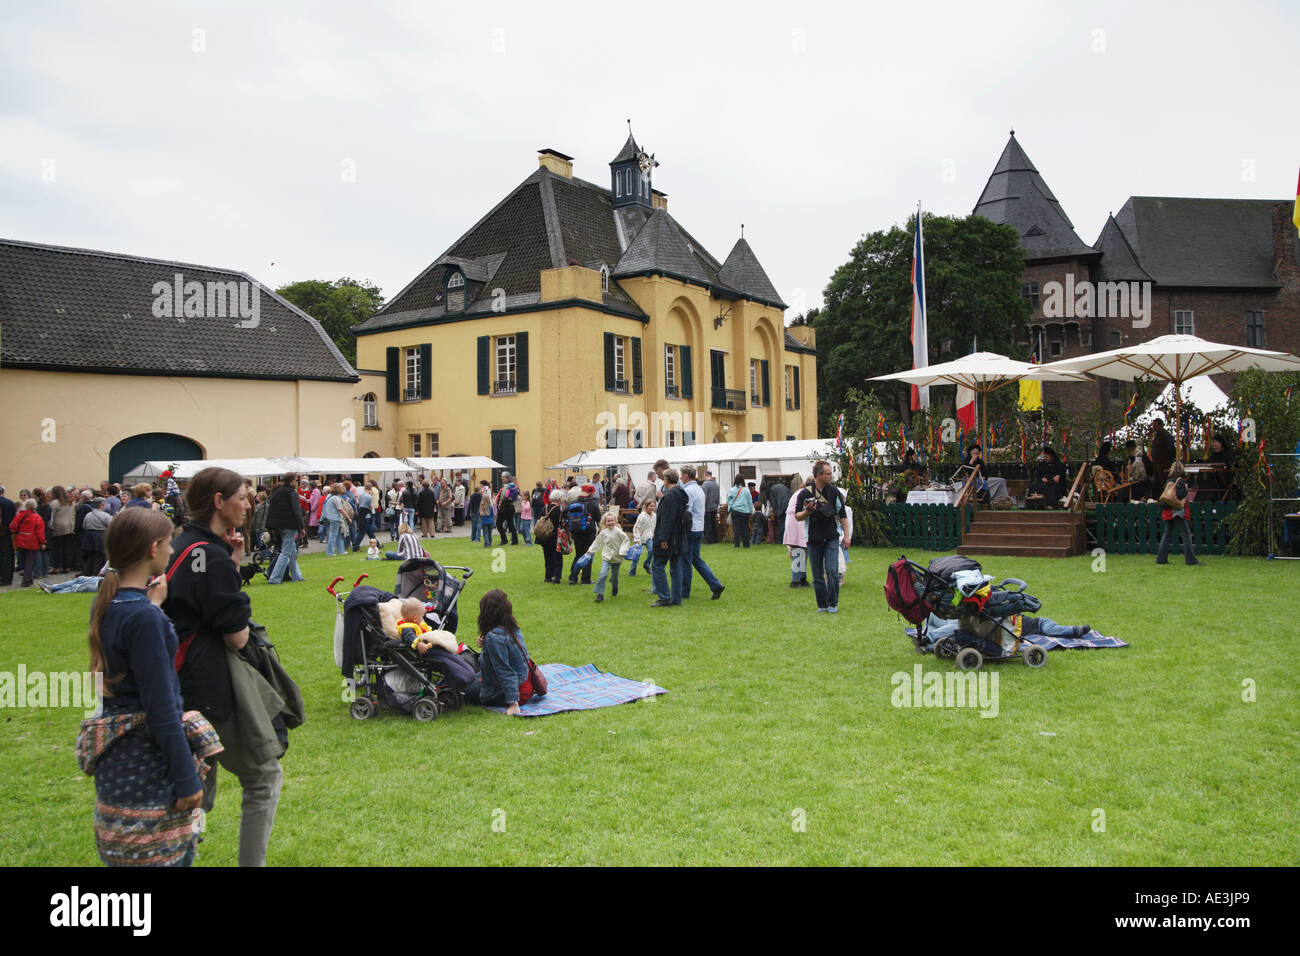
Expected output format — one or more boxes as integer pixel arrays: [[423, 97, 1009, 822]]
[[678, 493, 693, 537], [568, 501, 590, 534], [884, 556, 931, 624]]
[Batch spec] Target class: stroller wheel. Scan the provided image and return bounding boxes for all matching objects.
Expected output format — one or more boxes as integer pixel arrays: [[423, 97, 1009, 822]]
[[350, 697, 375, 720], [934, 636, 958, 660], [412, 697, 440, 722], [955, 647, 983, 671], [1022, 645, 1047, 669]]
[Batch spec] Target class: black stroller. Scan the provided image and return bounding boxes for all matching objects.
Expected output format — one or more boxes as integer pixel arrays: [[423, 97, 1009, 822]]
[[240, 531, 280, 586], [885, 554, 1048, 671], [329, 559, 476, 721]]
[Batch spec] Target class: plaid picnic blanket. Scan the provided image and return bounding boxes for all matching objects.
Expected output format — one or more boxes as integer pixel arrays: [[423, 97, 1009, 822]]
[[905, 626, 1128, 651], [484, 663, 666, 717]]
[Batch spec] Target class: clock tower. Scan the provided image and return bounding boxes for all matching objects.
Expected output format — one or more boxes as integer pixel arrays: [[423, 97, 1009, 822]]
[[609, 124, 656, 209]]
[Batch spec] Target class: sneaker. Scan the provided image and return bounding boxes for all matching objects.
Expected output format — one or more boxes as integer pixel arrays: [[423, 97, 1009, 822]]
[[612, 587, 618, 597], [650, 600, 674, 608], [816, 607, 828, 613], [827, 606, 839, 614], [594, 594, 604, 603], [789, 581, 801, 589], [711, 586, 724, 600], [1073, 625, 1090, 638]]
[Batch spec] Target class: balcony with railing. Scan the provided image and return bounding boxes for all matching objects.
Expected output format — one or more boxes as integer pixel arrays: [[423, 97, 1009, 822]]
[[711, 387, 746, 413], [492, 379, 517, 396], [785, 398, 794, 411], [665, 384, 680, 399], [611, 378, 629, 394], [402, 386, 421, 403]]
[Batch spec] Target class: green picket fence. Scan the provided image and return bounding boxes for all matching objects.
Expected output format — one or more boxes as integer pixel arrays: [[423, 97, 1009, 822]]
[[885, 503, 975, 551], [1094, 502, 1237, 555]]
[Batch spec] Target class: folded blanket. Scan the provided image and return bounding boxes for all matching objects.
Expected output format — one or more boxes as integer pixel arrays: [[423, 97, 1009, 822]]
[[484, 663, 666, 717]]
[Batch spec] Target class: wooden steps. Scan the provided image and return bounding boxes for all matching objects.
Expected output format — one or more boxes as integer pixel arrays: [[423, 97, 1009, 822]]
[[957, 509, 1086, 558]]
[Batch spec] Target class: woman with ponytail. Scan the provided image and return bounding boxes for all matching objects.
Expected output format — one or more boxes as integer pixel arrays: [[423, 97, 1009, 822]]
[[75, 507, 223, 866], [163, 466, 284, 868]]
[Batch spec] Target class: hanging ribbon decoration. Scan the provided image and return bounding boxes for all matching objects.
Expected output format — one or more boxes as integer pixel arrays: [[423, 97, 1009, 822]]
[[1123, 392, 1137, 424], [1284, 384, 1294, 407], [1258, 439, 1269, 491], [1020, 424, 1027, 465]]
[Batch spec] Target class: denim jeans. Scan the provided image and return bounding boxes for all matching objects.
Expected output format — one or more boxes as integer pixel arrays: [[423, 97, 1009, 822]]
[[731, 512, 751, 547], [1157, 516, 1197, 564], [808, 538, 841, 609], [481, 516, 494, 547], [682, 530, 722, 599], [651, 550, 684, 604], [594, 558, 620, 597], [790, 546, 807, 583], [402, 508, 416, 534], [44, 575, 103, 593], [325, 519, 345, 556], [351, 512, 372, 550], [518, 518, 533, 546], [470, 513, 480, 541], [267, 531, 303, 583]]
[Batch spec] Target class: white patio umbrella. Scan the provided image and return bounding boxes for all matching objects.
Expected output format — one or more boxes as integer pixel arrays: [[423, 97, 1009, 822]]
[[1037, 334, 1300, 458], [869, 351, 1090, 453]]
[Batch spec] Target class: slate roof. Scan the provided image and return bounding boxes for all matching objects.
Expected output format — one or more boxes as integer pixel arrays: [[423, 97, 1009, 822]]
[[1096, 197, 1285, 288], [610, 133, 640, 166], [0, 238, 358, 381], [973, 133, 1098, 261], [719, 238, 786, 307], [359, 156, 788, 333], [785, 330, 816, 355]]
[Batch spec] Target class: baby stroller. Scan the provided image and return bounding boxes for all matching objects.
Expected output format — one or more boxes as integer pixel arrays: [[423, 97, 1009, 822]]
[[329, 563, 476, 721], [884, 554, 1047, 671], [240, 531, 280, 586]]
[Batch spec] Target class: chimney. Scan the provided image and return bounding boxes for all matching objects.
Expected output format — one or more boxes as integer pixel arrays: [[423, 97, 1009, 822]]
[[651, 188, 668, 211], [538, 148, 573, 179]]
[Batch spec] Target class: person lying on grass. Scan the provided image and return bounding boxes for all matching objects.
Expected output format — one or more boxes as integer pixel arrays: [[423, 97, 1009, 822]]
[[464, 589, 534, 717]]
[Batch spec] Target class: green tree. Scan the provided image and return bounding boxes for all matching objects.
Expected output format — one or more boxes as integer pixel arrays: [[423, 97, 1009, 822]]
[[276, 277, 385, 367], [1224, 369, 1300, 555], [814, 213, 1029, 434]]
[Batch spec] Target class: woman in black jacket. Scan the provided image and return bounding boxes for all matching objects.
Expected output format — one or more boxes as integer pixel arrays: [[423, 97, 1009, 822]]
[[1156, 461, 1204, 566], [416, 480, 437, 538], [1033, 447, 1067, 506]]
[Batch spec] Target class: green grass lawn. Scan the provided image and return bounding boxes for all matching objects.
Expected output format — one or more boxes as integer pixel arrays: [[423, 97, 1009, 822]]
[[1, 538, 1296, 866]]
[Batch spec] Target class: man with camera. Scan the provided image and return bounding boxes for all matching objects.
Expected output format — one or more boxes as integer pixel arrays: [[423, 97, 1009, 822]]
[[794, 460, 851, 614]]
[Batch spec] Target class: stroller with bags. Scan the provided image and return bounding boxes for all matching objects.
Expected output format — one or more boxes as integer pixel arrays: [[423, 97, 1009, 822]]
[[330, 559, 477, 721], [884, 554, 1047, 671]]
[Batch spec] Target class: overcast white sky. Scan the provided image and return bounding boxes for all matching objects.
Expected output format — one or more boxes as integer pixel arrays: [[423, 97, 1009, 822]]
[[2, 0, 1296, 316]]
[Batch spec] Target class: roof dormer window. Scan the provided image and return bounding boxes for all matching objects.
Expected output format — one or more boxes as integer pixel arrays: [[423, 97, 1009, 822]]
[[445, 270, 466, 314]]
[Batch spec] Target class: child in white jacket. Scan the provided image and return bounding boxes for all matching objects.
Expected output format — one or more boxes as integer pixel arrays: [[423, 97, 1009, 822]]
[[587, 509, 630, 602], [629, 499, 656, 577]]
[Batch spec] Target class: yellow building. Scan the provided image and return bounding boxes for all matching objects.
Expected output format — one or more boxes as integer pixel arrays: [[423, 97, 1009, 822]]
[[0, 239, 361, 488], [354, 134, 818, 482]]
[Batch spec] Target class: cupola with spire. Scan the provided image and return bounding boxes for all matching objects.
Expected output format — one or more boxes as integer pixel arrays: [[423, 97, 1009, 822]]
[[610, 121, 657, 209]]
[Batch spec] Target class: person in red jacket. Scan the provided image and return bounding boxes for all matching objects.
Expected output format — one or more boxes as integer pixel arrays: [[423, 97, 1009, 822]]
[[10, 498, 47, 587]]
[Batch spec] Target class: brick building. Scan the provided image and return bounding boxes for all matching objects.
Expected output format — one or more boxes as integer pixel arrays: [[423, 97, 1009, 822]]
[[972, 132, 1300, 424]]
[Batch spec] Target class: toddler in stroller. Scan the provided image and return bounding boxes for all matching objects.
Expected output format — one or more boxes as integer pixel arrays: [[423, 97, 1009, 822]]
[[331, 557, 477, 720], [884, 554, 1048, 671]]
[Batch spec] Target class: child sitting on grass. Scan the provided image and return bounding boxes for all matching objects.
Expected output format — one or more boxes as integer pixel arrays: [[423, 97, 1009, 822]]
[[385, 523, 425, 562], [587, 509, 630, 603]]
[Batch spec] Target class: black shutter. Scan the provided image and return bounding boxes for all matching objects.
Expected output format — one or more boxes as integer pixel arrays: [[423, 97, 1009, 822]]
[[761, 359, 770, 407], [516, 332, 529, 392], [386, 347, 399, 402], [604, 332, 615, 391], [680, 345, 692, 399], [477, 336, 490, 395], [794, 366, 801, 409], [631, 337, 643, 394], [419, 343, 432, 400]]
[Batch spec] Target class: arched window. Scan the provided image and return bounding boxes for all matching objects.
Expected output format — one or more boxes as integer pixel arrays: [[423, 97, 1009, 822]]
[[362, 393, 378, 428], [445, 270, 466, 314], [600, 265, 609, 293]]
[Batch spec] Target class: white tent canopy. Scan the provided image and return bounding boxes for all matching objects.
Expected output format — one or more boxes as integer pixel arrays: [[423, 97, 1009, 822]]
[[1115, 376, 1231, 443], [122, 458, 294, 482], [284, 457, 417, 474], [549, 439, 843, 484], [405, 456, 506, 472]]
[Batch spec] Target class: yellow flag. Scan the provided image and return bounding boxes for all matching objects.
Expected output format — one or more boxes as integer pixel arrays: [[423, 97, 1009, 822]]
[[1019, 378, 1042, 411]]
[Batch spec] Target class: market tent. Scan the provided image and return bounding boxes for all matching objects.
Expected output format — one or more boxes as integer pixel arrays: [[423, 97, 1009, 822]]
[[1114, 376, 1231, 444], [122, 458, 292, 483], [404, 456, 506, 471], [1039, 334, 1300, 458], [282, 457, 417, 474]]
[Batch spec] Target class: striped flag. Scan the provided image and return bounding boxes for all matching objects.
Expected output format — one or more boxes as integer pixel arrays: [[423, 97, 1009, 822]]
[[956, 338, 976, 431], [910, 208, 930, 411]]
